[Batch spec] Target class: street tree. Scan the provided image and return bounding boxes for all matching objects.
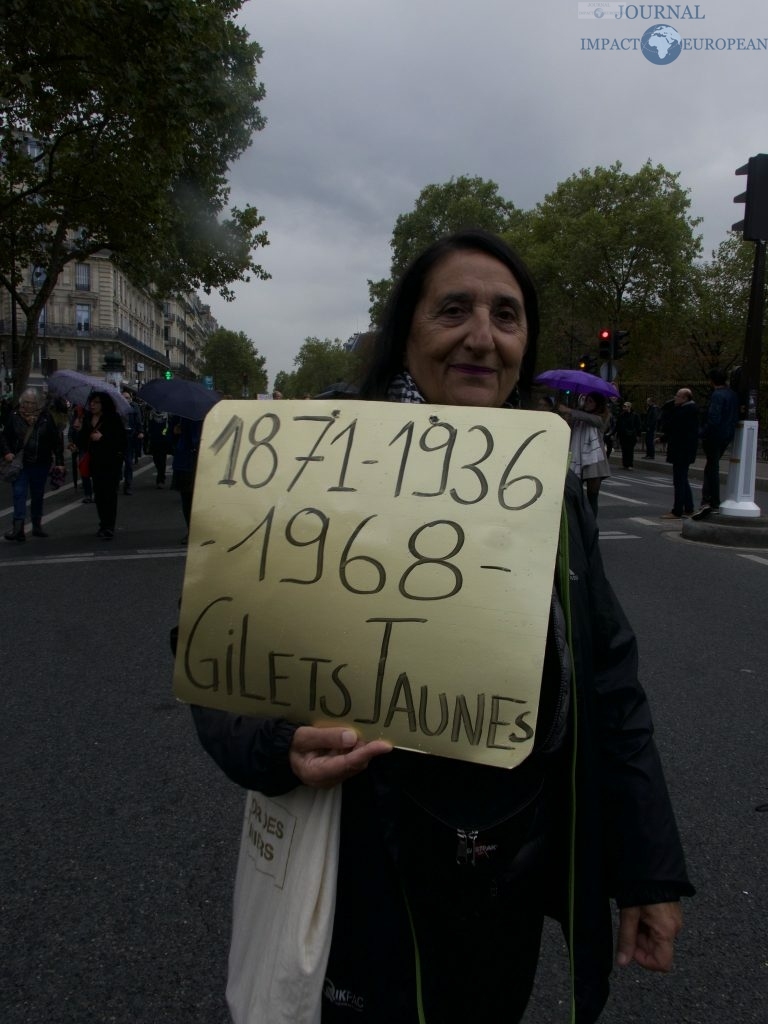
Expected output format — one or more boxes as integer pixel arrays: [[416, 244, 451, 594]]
[[0, 0, 269, 392], [683, 233, 761, 380], [368, 175, 524, 325], [524, 161, 702, 374], [278, 337, 359, 398], [200, 328, 267, 397]]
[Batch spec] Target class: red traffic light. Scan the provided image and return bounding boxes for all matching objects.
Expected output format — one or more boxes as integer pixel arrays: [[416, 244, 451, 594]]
[[598, 329, 610, 340]]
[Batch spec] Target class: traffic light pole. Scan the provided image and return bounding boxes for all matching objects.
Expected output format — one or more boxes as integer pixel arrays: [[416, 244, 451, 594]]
[[721, 238, 765, 519], [743, 238, 765, 421]]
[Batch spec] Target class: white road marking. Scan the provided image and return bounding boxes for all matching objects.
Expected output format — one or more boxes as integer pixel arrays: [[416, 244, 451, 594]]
[[0, 549, 186, 568], [737, 554, 768, 567]]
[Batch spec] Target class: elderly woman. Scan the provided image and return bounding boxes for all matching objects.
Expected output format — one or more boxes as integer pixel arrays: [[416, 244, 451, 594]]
[[1, 389, 65, 541], [191, 230, 693, 1023]]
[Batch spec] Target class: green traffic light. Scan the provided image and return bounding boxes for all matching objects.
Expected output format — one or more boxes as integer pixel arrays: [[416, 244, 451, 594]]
[[164, 370, 173, 380]]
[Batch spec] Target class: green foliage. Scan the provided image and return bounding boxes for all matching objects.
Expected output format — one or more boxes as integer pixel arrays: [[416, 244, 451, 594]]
[[368, 175, 524, 325], [277, 337, 360, 398], [0, 0, 269, 391], [524, 161, 702, 367], [679, 232, 766, 381], [201, 328, 267, 397]]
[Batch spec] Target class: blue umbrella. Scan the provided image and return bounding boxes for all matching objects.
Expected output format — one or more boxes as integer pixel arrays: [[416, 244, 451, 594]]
[[138, 378, 221, 420], [534, 369, 620, 400]]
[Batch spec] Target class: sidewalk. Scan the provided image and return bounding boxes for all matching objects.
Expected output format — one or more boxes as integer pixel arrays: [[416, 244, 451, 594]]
[[611, 450, 768, 492]]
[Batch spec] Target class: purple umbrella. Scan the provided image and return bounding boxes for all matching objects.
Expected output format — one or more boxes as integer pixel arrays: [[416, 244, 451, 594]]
[[534, 369, 620, 400]]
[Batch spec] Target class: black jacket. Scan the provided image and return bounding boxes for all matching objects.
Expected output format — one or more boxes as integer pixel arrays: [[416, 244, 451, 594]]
[[190, 474, 693, 1022], [0, 409, 64, 468]]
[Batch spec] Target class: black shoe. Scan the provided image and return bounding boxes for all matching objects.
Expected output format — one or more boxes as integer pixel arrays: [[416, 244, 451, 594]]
[[100, 529, 114, 540], [691, 506, 712, 521]]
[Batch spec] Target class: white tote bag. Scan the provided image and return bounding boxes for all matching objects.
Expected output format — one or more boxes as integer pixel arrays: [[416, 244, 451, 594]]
[[227, 785, 342, 1024]]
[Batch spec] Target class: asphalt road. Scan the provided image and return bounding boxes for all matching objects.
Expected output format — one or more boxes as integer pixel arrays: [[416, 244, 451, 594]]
[[1, 457, 766, 1023]]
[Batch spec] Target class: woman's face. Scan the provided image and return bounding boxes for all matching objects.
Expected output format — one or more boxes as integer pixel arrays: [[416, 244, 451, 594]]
[[404, 250, 528, 407]]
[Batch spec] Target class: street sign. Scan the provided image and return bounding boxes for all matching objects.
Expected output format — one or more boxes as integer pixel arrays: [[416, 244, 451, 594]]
[[599, 362, 618, 382]]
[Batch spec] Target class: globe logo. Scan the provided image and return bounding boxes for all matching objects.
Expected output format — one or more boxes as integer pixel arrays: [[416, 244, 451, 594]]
[[641, 24, 682, 65]]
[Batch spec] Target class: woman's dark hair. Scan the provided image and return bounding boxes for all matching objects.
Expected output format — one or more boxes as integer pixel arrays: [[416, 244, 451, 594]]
[[358, 229, 540, 405], [91, 391, 117, 416], [586, 392, 607, 414]]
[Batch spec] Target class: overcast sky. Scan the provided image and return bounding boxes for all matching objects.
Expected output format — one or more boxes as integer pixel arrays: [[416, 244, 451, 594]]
[[205, 0, 768, 385]]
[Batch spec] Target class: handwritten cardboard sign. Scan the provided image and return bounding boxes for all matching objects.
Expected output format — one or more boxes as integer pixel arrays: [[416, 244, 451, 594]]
[[173, 400, 571, 769]]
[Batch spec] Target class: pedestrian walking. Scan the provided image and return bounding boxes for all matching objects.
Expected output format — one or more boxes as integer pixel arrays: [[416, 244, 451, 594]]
[[82, 392, 126, 540], [559, 391, 611, 518], [170, 416, 202, 543], [147, 409, 170, 487], [0, 389, 65, 541], [120, 389, 144, 494], [616, 401, 642, 469], [695, 368, 739, 517], [642, 397, 660, 460]]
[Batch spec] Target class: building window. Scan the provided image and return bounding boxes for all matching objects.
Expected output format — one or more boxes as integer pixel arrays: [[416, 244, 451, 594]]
[[75, 263, 91, 290], [32, 343, 47, 370], [37, 306, 46, 333], [76, 304, 90, 333], [77, 345, 91, 373]]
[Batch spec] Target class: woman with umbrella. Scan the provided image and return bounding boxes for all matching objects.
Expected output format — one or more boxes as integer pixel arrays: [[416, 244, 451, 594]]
[[81, 391, 126, 539], [558, 391, 612, 518]]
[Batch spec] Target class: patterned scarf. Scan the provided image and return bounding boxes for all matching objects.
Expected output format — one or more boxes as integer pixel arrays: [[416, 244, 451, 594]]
[[386, 370, 425, 404], [386, 370, 519, 408]]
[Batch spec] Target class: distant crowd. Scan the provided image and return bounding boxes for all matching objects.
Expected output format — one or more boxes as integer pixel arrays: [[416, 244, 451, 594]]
[[1, 386, 194, 543]]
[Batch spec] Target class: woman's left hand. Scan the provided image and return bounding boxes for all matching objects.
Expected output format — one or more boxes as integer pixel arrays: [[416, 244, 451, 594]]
[[616, 901, 683, 972]]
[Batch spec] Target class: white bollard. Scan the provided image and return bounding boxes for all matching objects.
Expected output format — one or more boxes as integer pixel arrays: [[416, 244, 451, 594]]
[[720, 420, 762, 518]]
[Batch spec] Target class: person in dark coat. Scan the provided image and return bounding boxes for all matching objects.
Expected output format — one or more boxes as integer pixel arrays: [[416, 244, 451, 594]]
[[641, 397, 660, 460], [659, 388, 699, 519], [170, 415, 202, 543], [615, 401, 642, 469], [147, 409, 170, 488], [82, 391, 126, 539], [1, 389, 65, 540], [187, 230, 693, 1023], [698, 368, 739, 514]]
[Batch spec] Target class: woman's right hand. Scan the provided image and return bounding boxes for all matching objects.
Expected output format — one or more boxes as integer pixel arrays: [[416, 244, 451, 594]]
[[289, 726, 392, 789], [3, 452, 13, 462]]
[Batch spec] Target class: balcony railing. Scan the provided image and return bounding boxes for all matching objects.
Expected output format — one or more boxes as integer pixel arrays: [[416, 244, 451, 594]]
[[0, 320, 172, 367]]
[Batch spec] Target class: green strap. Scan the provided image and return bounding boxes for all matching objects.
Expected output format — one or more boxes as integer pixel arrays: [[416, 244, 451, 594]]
[[403, 888, 427, 1024], [557, 501, 578, 1024]]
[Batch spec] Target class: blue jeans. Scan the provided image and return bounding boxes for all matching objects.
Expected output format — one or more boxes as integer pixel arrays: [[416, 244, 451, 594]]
[[12, 464, 49, 522]]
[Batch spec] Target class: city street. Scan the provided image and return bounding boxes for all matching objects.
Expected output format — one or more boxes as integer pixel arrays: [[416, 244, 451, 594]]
[[1, 455, 767, 1023]]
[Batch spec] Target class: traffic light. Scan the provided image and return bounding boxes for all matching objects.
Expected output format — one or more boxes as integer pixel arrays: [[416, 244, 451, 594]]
[[164, 370, 173, 380], [577, 354, 588, 370], [598, 328, 611, 360], [578, 353, 597, 373], [613, 330, 630, 359], [733, 154, 768, 241]]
